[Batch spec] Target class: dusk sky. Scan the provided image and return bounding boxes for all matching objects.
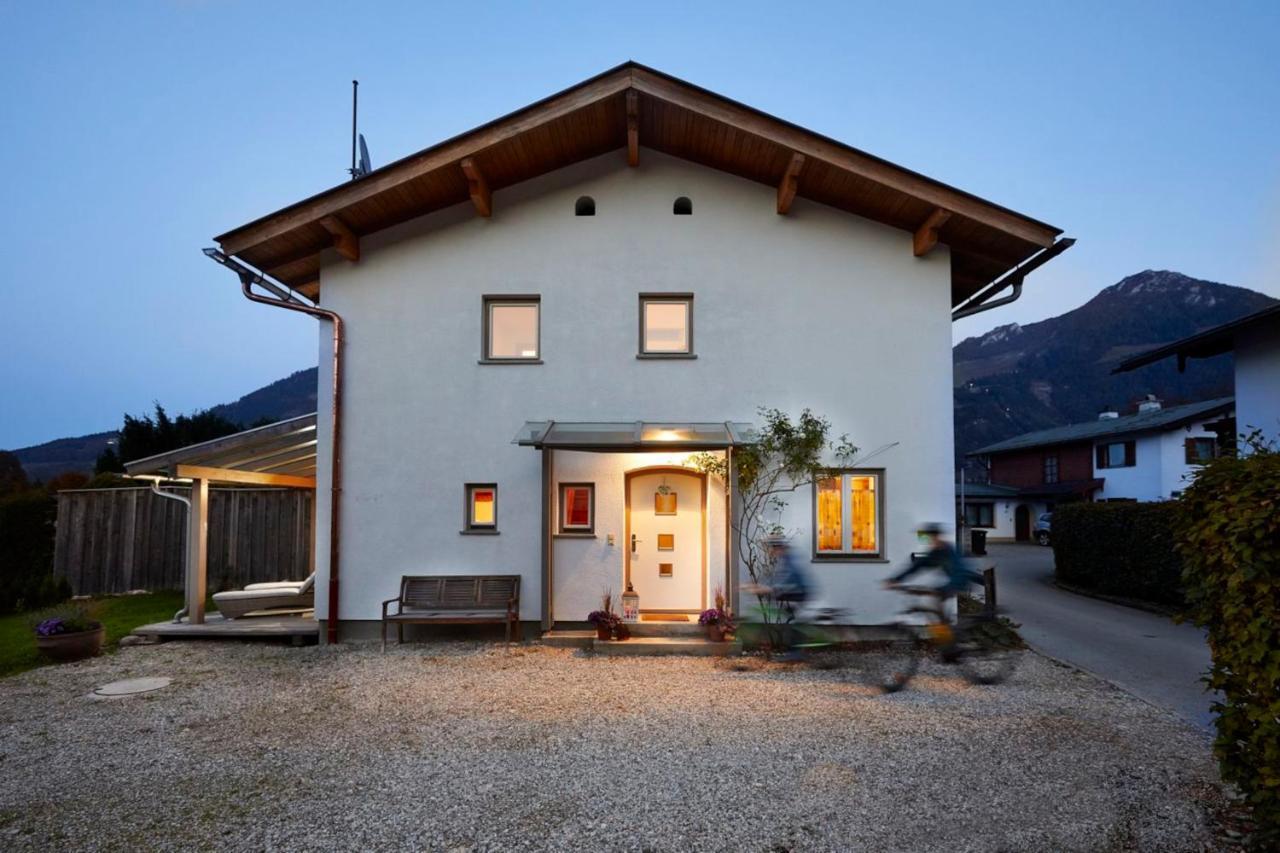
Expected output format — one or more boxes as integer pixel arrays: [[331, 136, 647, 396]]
[[2, 1, 1278, 449]]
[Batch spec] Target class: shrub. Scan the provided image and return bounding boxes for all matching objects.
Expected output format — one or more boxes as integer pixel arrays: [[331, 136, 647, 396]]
[[1176, 444, 1280, 845], [1051, 501, 1183, 606], [0, 489, 62, 614]]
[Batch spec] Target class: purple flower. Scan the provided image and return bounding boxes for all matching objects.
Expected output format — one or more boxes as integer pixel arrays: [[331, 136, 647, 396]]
[[36, 618, 66, 637]]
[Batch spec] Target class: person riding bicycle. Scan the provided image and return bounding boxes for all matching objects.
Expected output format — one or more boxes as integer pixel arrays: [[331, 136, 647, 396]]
[[765, 535, 811, 660], [883, 523, 983, 656]]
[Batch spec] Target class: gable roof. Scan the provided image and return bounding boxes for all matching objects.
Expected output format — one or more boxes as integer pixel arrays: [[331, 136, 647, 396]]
[[969, 397, 1235, 456], [1113, 303, 1280, 374], [214, 62, 1064, 307]]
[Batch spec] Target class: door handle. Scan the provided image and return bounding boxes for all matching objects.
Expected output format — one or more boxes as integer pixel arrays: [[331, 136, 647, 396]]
[[631, 534, 641, 553]]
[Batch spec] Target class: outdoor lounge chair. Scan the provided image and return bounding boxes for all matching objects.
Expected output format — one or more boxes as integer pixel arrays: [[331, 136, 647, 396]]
[[212, 573, 315, 619]]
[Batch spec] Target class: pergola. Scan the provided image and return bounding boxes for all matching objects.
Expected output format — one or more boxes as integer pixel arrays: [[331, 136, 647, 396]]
[[124, 414, 318, 624]]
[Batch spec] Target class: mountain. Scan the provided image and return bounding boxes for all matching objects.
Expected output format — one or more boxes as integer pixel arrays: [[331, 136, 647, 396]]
[[954, 270, 1277, 462]]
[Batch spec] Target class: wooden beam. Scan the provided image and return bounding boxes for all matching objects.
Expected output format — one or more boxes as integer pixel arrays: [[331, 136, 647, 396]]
[[913, 208, 952, 257], [460, 158, 492, 217], [175, 465, 316, 489], [776, 152, 805, 214], [319, 215, 360, 262], [186, 478, 208, 625], [626, 90, 639, 167]]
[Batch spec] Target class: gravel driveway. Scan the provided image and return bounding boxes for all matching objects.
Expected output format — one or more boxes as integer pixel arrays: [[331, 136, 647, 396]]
[[0, 642, 1226, 851]]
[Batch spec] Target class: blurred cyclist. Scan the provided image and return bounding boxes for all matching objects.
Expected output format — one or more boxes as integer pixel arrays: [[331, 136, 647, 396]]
[[883, 523, 984, 656], [747, 535, 811, 661]]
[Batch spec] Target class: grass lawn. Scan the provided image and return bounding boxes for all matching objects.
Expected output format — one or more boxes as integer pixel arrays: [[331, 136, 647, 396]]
[[0, 591, 185, 679]]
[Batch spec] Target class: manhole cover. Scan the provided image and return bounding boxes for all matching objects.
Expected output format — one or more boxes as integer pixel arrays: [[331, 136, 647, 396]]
[[91, 677, 172, 698]]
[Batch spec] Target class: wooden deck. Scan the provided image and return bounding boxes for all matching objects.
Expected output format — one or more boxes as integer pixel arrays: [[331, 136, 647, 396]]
[[132, 612, 318, 643]]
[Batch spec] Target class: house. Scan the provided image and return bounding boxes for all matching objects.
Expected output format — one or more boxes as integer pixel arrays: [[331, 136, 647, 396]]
[[954, 482, 1035, 544], [967, 397, 1234, 539], [146, 63, 1070, 639], [1114, 302, 1280, 449]]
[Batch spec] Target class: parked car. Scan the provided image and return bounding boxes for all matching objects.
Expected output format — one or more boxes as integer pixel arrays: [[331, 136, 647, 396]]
[[1034, 512, 1052, 546]]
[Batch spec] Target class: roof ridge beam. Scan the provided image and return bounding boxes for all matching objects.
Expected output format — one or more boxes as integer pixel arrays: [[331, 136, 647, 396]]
[[626, 90, 640, 167], [913, 208, 951, 257], [776, 152, 805, 214], [461, 158, 492, 217]]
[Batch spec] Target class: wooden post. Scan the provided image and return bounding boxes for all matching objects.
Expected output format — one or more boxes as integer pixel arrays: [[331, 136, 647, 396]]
[[726, 447, 739, 617], [983, 566, 997, 618], [187, 478, 209, 624]]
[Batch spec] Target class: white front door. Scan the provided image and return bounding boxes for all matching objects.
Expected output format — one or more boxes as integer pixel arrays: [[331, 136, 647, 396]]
[[626, 469, 705, 614]]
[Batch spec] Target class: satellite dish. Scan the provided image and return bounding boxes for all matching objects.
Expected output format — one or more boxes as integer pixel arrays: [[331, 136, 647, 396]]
[[357, 133, 372, 177]]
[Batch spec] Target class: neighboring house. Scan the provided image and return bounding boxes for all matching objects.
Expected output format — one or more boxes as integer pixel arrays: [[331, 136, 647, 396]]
[[954, 482, 1030, 543], [968, 397, 1234, 538], [158, 63, 1070, 637], [1115, 303, 1280, 449]]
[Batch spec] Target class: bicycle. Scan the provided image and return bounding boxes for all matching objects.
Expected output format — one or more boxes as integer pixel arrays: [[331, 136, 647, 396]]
[[854, 584, 1020, 693]]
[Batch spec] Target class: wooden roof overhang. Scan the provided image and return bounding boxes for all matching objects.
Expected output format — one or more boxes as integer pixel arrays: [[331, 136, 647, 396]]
[[214, 62, 1064, 308]]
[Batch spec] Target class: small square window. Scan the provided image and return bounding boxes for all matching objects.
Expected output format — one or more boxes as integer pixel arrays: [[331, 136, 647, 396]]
[[559, 483, 594, 533], [1043, 454, 1059, 485], [483, 296, 540, 361], [639, 294, 693, 357], [464, 483, 498, 533]]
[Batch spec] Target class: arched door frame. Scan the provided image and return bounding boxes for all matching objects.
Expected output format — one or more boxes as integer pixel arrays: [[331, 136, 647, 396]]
[[624, 465, 708, 613]]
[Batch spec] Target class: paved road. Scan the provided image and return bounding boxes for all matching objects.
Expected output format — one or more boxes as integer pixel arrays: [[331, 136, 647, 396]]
[[975, 543, 1216, 732]]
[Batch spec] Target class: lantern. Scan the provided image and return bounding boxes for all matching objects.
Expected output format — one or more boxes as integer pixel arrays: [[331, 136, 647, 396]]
[[621, 583, 640, 623]]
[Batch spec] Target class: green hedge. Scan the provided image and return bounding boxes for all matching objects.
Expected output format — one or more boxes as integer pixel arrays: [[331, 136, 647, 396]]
[[0, 490, 67, 614], [1176, 445, 1280, 845], [1051, 501, 1183, 606]]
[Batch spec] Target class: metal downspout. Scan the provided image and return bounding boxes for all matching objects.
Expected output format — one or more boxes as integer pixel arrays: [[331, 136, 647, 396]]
[[203, 249, 345, 646], [149, 481, 192, 622], [951, 237, 1076, 322]]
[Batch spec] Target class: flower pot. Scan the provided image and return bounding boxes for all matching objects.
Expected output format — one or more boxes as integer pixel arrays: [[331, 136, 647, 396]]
[[36, 625, 105, 663], [614, 623, 631, 641], [707, 624, 725, 642], [595, 624, 613, 641]]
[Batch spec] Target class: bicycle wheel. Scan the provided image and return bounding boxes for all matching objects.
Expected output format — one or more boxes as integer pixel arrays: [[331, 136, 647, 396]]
[[956, 618, 1019, 685], [852, 623, 921, 693]]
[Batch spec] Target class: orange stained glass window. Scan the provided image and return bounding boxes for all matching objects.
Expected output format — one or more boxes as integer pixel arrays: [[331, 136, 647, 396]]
[[816, 477, 842, 552], [850, 475, 877, 552], [470, 487, 495, 526]]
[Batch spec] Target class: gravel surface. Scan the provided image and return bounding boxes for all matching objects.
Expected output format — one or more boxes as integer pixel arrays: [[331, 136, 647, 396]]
[[0, 642, 1226, 851]]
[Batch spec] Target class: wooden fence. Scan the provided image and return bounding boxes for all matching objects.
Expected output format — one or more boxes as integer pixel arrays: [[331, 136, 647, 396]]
[[53, 487, 313, 595]]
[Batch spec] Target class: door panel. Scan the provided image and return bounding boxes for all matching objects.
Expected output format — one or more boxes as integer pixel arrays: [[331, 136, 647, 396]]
[[627, 470, 704, 612]]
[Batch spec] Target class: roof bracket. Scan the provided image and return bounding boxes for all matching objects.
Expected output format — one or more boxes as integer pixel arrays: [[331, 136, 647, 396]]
[[319, 215, 360, 262], [913, 208, 951, 257], [460, 158, 492, 217], [776, 153, 805, 215]]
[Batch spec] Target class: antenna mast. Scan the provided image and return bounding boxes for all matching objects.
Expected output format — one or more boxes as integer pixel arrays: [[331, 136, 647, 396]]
[[349, 80, 359, 180]]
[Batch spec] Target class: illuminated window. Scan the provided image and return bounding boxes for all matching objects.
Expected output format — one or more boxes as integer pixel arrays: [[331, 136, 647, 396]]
[[639, 294, 693, 356], [483, 296, 540, 361], [559, 483, 594, 533], [464, 484, 497, 532], [814, 471, 883, 557]]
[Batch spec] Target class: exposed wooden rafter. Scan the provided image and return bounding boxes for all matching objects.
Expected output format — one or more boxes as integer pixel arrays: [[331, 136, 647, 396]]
[[174, 464, 316, 489], [626, 90, 640, 166], [912, 208, 952, 257], [460, 158, 492, 217], [319, 215, 360, 262], [776, 152, 805, 214]]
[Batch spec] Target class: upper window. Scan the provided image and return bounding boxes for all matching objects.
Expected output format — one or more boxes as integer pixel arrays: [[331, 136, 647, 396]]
[[1043, 454, 1059, 485], [575, 196, 595, 216], [1185, 437, 1216, 465], [1096, 440, 1135, 469], [814, 471, 883, 558], [673, 196, 692, 215], [559, 483, 595, 534], [464, 483, 498, 533], [483, 296, 540, 362], [639, 294, 693, 357]]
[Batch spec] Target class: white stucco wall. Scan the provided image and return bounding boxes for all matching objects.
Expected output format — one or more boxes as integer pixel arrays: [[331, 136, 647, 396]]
[[1091, 418, 1222, 502], [1236, 323, 1280, 449], [311, 148, 955, 628]]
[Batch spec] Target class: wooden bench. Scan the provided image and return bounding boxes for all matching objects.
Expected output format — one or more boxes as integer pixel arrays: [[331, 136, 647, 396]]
[[381, 575, 520, 650]]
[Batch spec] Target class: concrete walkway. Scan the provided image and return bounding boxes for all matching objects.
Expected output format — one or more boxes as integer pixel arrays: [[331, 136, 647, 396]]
[[975, 543, 1217, 732]]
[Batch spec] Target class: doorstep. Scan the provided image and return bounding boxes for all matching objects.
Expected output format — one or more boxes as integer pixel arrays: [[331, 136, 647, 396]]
[[539, 631, 741, 656]]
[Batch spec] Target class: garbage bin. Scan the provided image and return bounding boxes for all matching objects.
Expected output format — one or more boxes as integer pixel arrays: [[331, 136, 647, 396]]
[[970, 528, 987, 556]]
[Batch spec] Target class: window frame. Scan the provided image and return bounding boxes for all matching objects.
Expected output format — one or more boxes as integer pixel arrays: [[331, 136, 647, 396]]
[[1185, 436, 1216, 465], [964, 502, 995, 529], [557, 482, 596, 536], [1096, 440, 1136, 469], [481, 295, 542, 364], [811, 469, 886, 561], [462, 483, 499, 534], [1042, 454, 1060, 485], [637, 292, 696, 359]]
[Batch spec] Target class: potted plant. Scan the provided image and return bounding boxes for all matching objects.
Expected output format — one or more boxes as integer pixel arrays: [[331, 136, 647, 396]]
[[587, 589, 621, 641], [699, 586, 736, 641], [33, 605, 104, 662]]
